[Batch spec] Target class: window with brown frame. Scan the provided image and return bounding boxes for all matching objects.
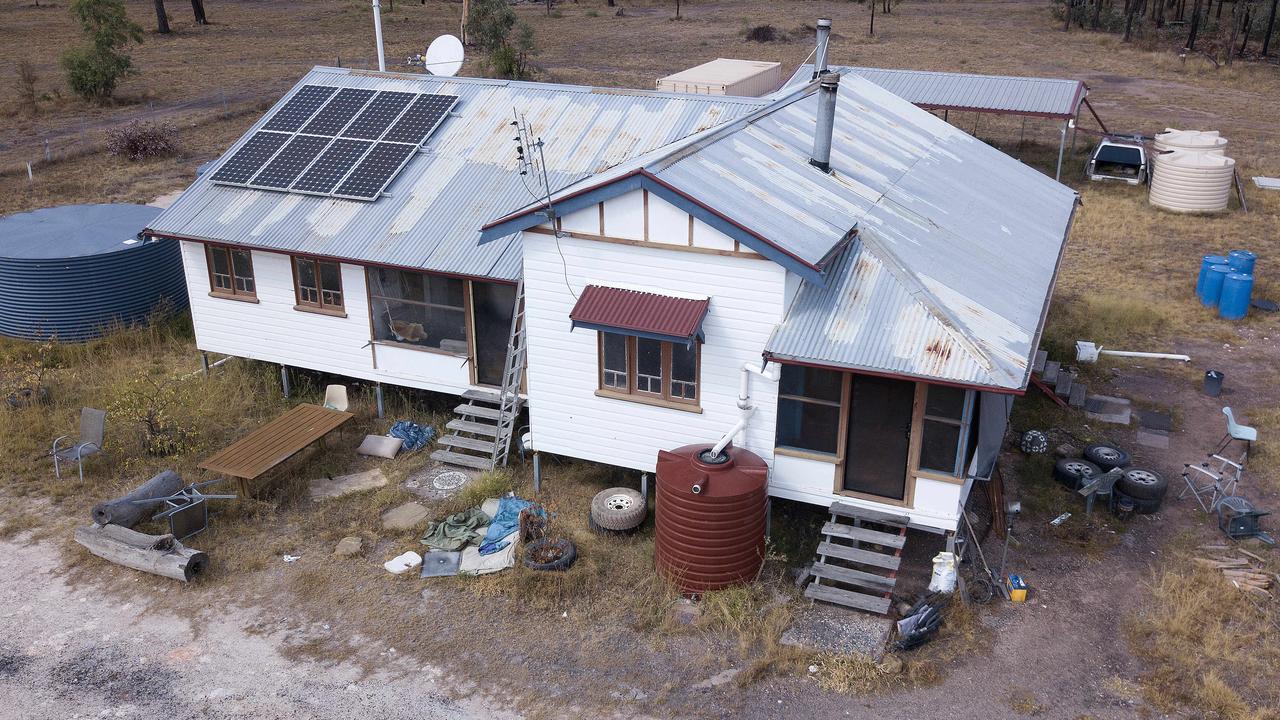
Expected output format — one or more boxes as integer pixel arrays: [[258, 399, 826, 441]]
[[776, 365, 844, 455], [206, 245, 256, 298], [597, 331, 699, 406], [292, 256, 344, 313]]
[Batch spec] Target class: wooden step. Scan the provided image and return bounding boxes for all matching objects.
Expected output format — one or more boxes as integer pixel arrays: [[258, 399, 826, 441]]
[[454, 403, 502, 420], [1069, 382, 1087, 408], [439, 435, 497, 453], [1041, 360, 1061, 385], [820, 522, 906, 549], [817, 541, 901, 571], [809, 561, 896, 593], [462, 389, 501, 404], [1033, 349, 1048, 374], [446, 419, 499, 437], [1055, 370, 1074, 398], [828, 502, 909, 527], [429, 449, 494, 471], [805, 582, 892, 614]]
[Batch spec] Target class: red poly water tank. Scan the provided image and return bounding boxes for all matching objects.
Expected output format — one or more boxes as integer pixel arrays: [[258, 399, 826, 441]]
[[654, 442, 769, 594]]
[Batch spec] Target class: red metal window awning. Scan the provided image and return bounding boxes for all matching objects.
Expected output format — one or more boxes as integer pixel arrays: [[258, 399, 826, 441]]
[[569, 285, 709, 346]]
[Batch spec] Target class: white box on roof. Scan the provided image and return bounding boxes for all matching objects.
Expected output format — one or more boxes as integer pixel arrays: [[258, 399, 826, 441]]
[[656, 58, 783, 97]]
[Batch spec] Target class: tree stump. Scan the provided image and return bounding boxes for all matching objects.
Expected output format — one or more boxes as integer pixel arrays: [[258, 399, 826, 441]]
[[91, 470, 185, 528]]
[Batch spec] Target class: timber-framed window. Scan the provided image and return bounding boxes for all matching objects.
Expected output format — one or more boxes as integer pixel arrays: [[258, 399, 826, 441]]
[[367, 268, 469, 354], [206, 245, 256, 299], [597, 331, 700, 410], [292, 256, 344, 314], [776, 365, 844, 456]]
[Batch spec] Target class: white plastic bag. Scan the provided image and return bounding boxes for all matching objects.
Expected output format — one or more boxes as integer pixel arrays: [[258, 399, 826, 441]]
[[927, 551, 958, 593]]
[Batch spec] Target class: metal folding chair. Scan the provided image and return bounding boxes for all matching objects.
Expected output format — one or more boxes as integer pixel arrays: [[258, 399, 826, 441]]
[[52, 408, 106, 481], [1181, 407, 1256, 512]]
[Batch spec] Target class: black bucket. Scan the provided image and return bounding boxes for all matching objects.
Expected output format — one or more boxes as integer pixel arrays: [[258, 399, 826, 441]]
[[1204, 370, 1224, 397]]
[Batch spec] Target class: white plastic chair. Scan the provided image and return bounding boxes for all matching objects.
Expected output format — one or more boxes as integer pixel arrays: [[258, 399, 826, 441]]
[[52, 408, 106, 481], [1221, 407, 1258, 446], [1182, 407, 1258, 512], [323, 384, 349, 412]]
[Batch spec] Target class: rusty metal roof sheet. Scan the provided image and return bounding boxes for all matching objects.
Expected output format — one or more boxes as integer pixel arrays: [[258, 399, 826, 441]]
[[783, 65, 1086, 119], [147, 67, 768, 280], [570, 285, 710, 343]]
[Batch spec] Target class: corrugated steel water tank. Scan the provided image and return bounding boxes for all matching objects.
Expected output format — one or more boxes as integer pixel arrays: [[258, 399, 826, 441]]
[[0, 204, 187, 341], [655, 443, 769, 594]]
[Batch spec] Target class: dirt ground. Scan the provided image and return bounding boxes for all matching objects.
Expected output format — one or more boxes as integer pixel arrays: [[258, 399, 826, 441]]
[[2, 0, 1280, 718]]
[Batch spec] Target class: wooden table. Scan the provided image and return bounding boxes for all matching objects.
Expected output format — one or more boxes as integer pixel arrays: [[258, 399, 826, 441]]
[[200, 403, 353, 496]]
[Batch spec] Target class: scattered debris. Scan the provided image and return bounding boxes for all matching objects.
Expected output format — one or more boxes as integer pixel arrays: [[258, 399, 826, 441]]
[[309, 468, 389, 502], [893, 595, 947, 651], [357, 434, 403, 459], [1194, 554, 1273, 597], [74, 524, 208, 582], [420, 550, 461, 578], [522, 538, 577, 572], [282, 554, 301, 563], [1074, 341, 1189, 364], [384, 551, 422, 575], [388, 420, 435, 451], [1049, 512, 1072, 526]]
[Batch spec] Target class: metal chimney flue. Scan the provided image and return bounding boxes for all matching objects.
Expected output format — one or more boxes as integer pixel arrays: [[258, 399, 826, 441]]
[[810, 72, 840, 174], [813, 18, 832, 78]]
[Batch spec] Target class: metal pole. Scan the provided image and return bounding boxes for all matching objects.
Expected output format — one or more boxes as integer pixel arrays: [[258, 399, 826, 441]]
[[201, 352, 210, 377], [280, 365, 291, 399], [375, 382, 385, 418], [1055, 120, 1068, 182], [533, 452, 542, 495], [640, 472, 649, 501], [372, 0, 386, 72]]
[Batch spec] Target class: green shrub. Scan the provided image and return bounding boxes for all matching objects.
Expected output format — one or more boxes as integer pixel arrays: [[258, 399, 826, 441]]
[[465, 0, 536, 80], [61, 0, 143, 102]]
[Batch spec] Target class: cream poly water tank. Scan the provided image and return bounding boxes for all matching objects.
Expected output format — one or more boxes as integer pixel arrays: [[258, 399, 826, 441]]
[[1153, 128, 1228, 155], [1149, 150, 1236, 213]]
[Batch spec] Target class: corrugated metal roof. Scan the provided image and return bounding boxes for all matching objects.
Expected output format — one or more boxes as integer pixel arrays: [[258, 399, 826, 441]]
[[783, 65, 1085, 119], [147, 67, 769, 280], [569, 285, 710, 342]]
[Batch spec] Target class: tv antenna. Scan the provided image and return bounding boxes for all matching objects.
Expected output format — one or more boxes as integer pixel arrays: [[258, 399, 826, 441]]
[[511, 110, 558, 232]]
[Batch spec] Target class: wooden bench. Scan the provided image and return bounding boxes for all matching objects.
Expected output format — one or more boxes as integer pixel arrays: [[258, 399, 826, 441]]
[[200, 403, 353, 496]]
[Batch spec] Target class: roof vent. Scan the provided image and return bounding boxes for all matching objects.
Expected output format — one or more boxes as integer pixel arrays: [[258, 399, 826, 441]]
[[809, 72, 840, 174], [813, 19, 832, 78]]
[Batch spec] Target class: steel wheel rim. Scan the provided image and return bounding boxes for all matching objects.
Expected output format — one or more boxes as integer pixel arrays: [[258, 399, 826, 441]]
[[1095, 447, 1121, 461], [1065, 461, 1094, 476], [1127, 470, 1158, 485], [605, 494, 635, 511]]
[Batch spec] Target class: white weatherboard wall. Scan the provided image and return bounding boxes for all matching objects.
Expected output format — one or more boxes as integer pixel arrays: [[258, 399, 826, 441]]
[[179, 241, 478, 396], [523, 193, 786, 472], [771, 454, 963, 531]]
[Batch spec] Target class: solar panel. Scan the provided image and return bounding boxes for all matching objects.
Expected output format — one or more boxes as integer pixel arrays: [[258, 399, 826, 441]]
[[209, 131, 291, 185], [262, 85, 338, 132], [333, 142, 418, 200], [249, 134, 333, 189], [301, 88, 376, 136], [342, 91, 416, 141], [290, 138, 373, 194], [382, 94, 458, 145]]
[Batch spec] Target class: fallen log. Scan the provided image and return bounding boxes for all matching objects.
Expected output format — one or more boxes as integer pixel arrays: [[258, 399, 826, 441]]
[[74, 524, 208, 582], [91, 470, 184, 528]]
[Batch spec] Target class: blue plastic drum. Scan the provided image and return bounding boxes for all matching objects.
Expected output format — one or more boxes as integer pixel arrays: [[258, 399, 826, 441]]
[[1201, 264, 1233, 307], [1196, 255, 1229, 301], [1227, 249, 1256, 275], [1218, 273, 1254, 320]]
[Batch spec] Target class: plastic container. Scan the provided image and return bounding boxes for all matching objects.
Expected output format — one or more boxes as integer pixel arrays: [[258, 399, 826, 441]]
[[1204, 370, 1224, 397], [928, 551, 958, 593], [1197, 254, 1230, 297], [1149, 150, 1236, 213], [1007, 575, 1029, 603], [1227, 249, 1256, 275], [1200, 264, 1233, 307], [1218, 273, 1254, 320], [1153, 128, 1228, 155]]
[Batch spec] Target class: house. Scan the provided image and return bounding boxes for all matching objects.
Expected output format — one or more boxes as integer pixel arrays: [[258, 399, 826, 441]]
[[147, 62, 1076, 537]]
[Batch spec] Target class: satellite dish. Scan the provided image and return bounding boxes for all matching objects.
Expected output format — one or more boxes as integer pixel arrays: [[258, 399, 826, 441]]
[[425, 34, 464, 77]]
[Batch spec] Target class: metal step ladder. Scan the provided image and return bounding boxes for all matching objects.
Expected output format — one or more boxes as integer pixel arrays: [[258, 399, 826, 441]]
[[803, 502, 910, 615], [430, 279, 526, 472]]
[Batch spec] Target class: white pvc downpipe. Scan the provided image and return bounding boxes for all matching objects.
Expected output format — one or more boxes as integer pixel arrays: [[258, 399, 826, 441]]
[[372, 0, 386, 72], [711, 361, 780, 456]]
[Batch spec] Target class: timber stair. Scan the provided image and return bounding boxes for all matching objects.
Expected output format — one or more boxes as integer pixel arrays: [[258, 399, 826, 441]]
[[803, 502, 909, 615], [430, 279, 527, 472]]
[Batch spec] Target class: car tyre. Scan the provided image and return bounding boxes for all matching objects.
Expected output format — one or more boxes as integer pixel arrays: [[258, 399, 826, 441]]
[[1084, 444, 1131, 471], [522, 538, 578, 572], [1116, 467, 1167, 501], [590, 487, 646, 531], [1113, 488, 1162, 515], [1054, 458, 1102, 488]]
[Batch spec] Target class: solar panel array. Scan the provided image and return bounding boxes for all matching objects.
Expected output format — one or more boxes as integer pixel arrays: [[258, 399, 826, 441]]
[[209, 84, 457, 201]]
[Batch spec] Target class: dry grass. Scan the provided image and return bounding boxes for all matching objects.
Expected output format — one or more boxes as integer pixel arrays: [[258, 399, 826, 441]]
[[1127, 556, 1280, 719], [1008, 688, 1048, 715]]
